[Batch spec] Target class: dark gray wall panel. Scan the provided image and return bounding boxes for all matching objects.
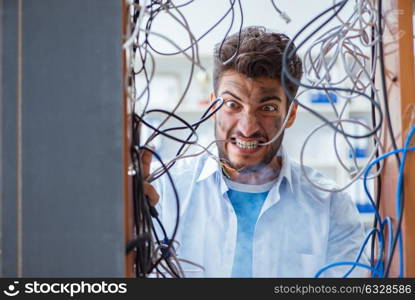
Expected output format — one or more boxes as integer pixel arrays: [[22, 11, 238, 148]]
[[1, 0, 125, 276], [1, 0, 19, 277]]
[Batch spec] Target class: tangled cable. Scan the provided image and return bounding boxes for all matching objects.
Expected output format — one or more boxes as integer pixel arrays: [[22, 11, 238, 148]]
[[280, 0, 411, 278], [123, 0, 412, 278]]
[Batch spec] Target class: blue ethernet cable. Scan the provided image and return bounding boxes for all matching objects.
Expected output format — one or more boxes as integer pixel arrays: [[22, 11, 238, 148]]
[[362, 126, 415, 277], [395, 125, 415, 277], [314, 227, 383, 278], [342, 228, 381, 278], [315, 126, 415, 278], [314, 262, 383, 278]]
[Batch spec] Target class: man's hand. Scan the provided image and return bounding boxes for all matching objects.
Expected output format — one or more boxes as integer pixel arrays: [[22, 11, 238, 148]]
[[141, 148, 159, 207]]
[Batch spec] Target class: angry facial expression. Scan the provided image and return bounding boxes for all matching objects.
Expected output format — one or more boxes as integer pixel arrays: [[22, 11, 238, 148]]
[[213, 70, 296, 173]]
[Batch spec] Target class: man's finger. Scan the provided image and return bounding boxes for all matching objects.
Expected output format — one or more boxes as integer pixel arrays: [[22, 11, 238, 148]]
[[140, 148, 153, 179], [143, 181, 159, 206]]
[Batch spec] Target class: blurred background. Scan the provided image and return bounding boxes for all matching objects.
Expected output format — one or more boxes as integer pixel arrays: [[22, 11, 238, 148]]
[[3, 0, 398, 277], [137, 0, 376, 228]]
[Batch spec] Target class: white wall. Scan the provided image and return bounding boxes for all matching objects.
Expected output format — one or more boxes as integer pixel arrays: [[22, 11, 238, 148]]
[[145, 0, 356, 56], [137, 0, 375, 223]]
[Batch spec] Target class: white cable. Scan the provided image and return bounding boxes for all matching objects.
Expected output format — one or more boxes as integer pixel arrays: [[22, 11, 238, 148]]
[[123, 0, 149, 49], [300, 118, 384, 193]]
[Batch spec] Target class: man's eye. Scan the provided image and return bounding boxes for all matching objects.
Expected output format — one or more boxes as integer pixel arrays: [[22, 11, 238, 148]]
[[262, 104, 278, 112], [224, 100, 240, 109]]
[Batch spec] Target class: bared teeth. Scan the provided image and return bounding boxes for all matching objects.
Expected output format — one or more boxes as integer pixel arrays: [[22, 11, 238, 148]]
[[235, 139, 258, 149]]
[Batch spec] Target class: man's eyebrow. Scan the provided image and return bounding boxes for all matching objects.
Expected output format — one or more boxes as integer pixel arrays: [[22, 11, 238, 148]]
[[220, 90, 242, 101], [259, 95, 282, 103], [258, 87, 283, 102], [221, 91, 282, 103]]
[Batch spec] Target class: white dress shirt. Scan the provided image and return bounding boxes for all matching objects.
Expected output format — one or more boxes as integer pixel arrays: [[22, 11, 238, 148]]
[[152, 146, 368, 277]]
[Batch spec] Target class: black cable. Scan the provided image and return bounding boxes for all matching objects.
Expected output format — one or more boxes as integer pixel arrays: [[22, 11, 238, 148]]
[[128, 0, 396, 278], [149, 97, 224, 182], [173, 97, 223, 158], [145, 0, 237, 56], [169, 0, 195, 9], [377, 0, 401, 166], [154, 216, 168, 241], [125, 0, 223, 278], [128, 2, 155, 118], [130, 146, 154, 277], [143, 1, 199, 142], [270, 0, 283, 14], [131, 0, 198, 139], [218, 0, 244, 66], [281, 0, 384, 139], [134, 110, 199, 144], [155, 266, 167, 278], [149, 208, 181, 278], [162, 97, 224, 132], [135, 43, 152, 117], [145, 0, 201, 66], [132, 1, 209, 148], [280, 0, 387, 276], [218, 0, 236, 63], [369, 20, 383, 271], [125, 1, 204, 277], [140, 146, 181, 275], [127, 144, 182, 277]]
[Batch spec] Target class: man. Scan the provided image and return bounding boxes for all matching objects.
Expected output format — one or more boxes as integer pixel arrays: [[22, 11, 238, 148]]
[[143, 26, 367, 277]]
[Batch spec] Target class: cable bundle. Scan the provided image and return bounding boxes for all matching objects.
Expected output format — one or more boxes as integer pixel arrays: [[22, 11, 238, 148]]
[[281, 0, 412, 277], [123, 0, 413, 278]]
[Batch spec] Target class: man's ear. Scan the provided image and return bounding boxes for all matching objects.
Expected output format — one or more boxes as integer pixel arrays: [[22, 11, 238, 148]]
[[285, 102, 298, 129], [209, 92, 217, 120]]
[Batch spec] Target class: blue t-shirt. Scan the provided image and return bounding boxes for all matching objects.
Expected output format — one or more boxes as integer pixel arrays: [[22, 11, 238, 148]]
[[224, 177, 276, 277]]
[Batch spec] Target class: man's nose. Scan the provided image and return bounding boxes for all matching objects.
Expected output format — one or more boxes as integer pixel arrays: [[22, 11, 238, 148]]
[[238, 111, 261, 138]]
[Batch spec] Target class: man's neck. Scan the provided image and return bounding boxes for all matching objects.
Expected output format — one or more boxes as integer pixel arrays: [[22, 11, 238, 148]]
[[222, 156, 282, 185]]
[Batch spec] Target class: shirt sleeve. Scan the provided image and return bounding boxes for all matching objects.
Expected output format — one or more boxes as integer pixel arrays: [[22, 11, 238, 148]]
[[323, 191, 370, 277]]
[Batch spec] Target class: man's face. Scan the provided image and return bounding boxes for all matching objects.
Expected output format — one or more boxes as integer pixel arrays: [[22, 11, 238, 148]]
[[213, 70, 296, 173]]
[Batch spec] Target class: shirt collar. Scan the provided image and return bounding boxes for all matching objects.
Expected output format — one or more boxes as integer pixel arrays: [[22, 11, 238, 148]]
[[197, 145, 293, 194]]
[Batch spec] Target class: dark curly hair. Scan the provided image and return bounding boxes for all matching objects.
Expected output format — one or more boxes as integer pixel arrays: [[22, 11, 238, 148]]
[[213, 26, 303, 101]]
